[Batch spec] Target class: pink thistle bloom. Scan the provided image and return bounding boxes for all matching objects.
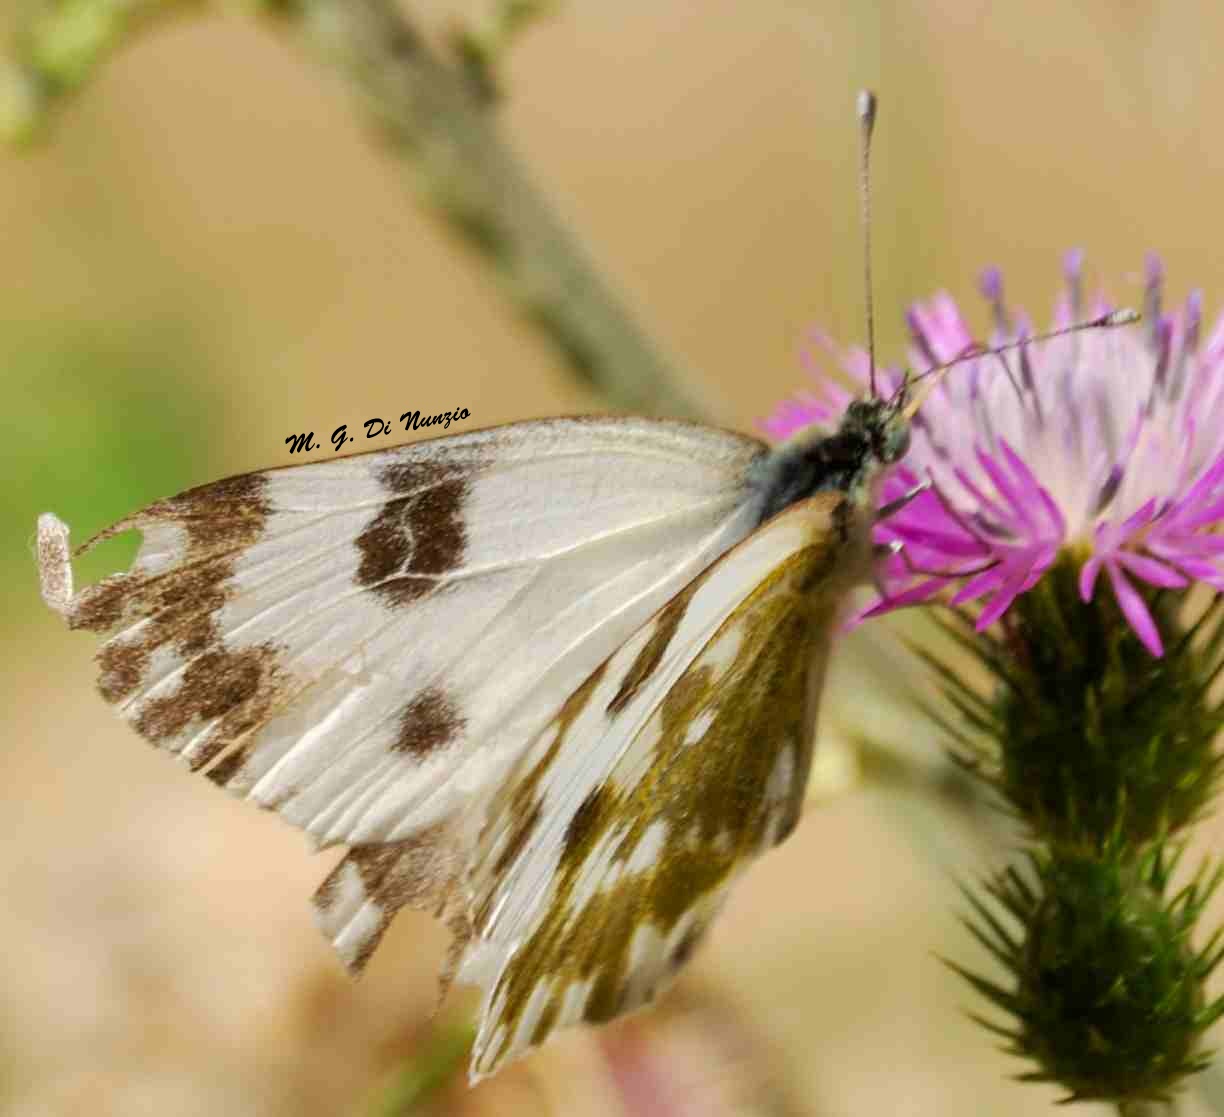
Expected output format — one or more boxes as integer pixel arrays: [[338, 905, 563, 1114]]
[[762, 254, 1224, 656]]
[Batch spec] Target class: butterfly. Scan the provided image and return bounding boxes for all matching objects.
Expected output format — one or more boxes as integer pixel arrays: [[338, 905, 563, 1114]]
[[35, 390, 925, 1077], [32, 88, 1131, 1081]]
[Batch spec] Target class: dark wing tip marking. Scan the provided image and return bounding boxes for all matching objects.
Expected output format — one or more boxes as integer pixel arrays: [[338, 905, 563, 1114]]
[[70, 580, 127, 634], [70, 474, 272, 637], [157, 472, 271, 540], [355, 463, 470, 607], [97, 638, 148, 703], [62, 472, 285, 789]]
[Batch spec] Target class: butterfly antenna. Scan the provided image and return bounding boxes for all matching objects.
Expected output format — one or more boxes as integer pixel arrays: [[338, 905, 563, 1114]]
[[897, 308, 1140, 419], [858, 89, 879, 399]]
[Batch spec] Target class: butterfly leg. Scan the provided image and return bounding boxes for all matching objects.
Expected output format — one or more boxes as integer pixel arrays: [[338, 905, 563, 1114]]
[[874, 480, 931, 524]]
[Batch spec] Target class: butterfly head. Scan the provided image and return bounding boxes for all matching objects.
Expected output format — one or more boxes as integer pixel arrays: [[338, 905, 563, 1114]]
[[749, 390, 913, 526], [840, 392, 911, 466]]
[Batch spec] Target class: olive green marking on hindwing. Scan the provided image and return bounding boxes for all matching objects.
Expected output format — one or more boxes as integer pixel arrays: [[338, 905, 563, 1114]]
[[470, 661, 611, 929], [484, 541, 842, 1066], [606, 578, 700, 715]]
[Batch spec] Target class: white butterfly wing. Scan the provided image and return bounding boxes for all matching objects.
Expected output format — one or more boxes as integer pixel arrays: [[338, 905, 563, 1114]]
[[453, 492, 868, 1079], [38, 417, 767, 970]]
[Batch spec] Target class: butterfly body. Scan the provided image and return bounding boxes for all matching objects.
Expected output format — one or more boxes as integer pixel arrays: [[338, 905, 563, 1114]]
[[37, 401, 909, 1079]]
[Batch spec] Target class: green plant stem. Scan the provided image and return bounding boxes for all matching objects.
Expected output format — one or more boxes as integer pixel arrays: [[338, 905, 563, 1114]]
[[370, 1020, 475, 1116]]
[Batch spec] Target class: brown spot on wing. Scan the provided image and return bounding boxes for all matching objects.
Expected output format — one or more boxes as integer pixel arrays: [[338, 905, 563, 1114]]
[[393, 686, 464, 757], [354, 464, 470, 607]]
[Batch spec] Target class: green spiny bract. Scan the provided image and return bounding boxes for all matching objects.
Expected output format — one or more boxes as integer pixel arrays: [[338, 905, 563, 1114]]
[[923, 555, 1224, 851], [952, 844, 1224, 1104]]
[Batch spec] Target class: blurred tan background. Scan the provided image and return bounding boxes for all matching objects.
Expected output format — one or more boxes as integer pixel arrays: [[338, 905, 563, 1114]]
[[6, 2, 1224, 1114]]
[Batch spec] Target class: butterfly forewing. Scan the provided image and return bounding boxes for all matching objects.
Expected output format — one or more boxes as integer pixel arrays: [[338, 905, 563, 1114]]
[[454, 492, 857, 1079], [38, 418, 766, 972]]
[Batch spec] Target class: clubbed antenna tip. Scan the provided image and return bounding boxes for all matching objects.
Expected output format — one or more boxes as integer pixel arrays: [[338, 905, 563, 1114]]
[[857, 89, 877, 130]]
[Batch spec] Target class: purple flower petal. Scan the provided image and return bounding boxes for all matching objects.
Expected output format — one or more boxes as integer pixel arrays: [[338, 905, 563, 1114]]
[[977, 559, 1043, 629], [1114, 498, 1160, 546], [1064, 248, 1085, 284], [1146, 534, 1224, 558], [761, 255, 1224, 657], [860, 577, 951, 618], [877, 521, 991, 557], [999, 439, 1067, 538], [950, 564, 1012, 607], [1079, 556, 1104, 601], [950, 466, 1018, 538], [979, 266, 1003, 304], [1177, 498, 1224, 530], [1106, 561, 1165, 656], [1113, 551, 1188, 588], [975, 448, 1040, 534], [1166, 556, 1224, 590]]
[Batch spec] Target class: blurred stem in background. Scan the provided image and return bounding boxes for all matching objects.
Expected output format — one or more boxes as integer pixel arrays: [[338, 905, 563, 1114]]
[[2, 0, 203, 133], [4, 0, 716, 420], [9, 3, 1224, 1115], [369, 1017, 476, 1117]]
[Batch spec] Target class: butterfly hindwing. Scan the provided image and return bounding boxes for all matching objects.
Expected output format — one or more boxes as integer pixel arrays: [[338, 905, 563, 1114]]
[[454, 491, 865, 1079], [38, 417, 767, 972]]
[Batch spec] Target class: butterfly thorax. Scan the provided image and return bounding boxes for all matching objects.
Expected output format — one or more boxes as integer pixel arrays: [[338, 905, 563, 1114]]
[[749, 396, 911, 526]]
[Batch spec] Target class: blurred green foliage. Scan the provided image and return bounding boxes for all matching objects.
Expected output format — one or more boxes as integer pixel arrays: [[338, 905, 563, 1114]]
[[3, 320, 216, 621]]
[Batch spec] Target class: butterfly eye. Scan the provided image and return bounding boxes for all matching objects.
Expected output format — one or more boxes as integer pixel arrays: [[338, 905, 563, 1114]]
[[845, 400, 872, 424], [882, 424, 911, 463]]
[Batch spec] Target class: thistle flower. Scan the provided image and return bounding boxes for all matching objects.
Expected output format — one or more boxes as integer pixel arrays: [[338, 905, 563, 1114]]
[[770, 257, 1224, 1107], [763, 253, 1224, 656]]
